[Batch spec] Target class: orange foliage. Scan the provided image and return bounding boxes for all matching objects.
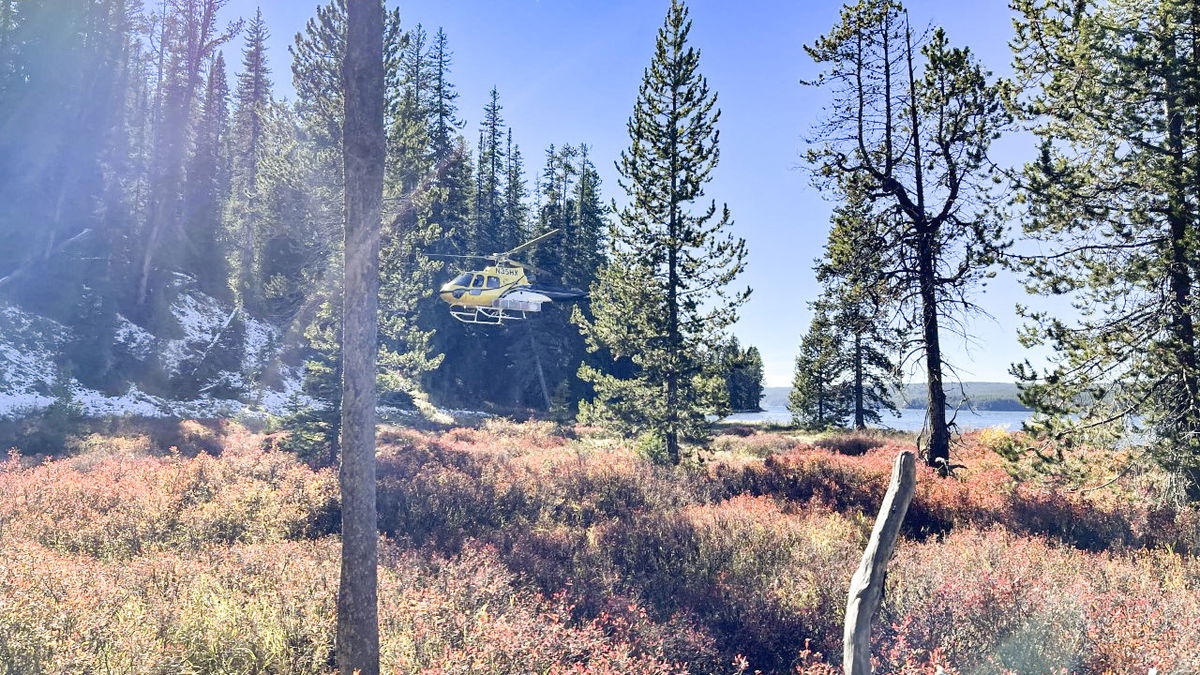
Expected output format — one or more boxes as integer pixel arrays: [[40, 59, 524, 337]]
[[3, 423, 1200, 673]]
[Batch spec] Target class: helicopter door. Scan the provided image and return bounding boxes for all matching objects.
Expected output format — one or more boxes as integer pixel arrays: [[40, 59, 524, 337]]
[[486, 276, 500, 289], [469, 274, 486, 294]]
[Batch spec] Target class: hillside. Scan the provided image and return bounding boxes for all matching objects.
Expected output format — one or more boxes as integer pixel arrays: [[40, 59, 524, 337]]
[[0, 279, 307, 422]]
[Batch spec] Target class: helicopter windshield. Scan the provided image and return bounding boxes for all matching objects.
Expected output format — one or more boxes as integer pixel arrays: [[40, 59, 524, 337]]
[[450, 273, 472, 286]]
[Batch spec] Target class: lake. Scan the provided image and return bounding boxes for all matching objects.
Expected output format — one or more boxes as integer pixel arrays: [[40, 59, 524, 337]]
[[724, 407, 1032, 432]]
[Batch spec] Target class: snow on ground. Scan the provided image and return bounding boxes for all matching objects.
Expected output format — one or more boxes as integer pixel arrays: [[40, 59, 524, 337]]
[[0, 292, 477, 424], [256, 368, 310, 413], [114, 314, 155, 360], [70, 383, 167, 418], [0, 296, 308, 421], [0, 391, 56, 419], [160, 291, 234, 377], [0, 306, 63, 417], [242, 315, 274, 374]]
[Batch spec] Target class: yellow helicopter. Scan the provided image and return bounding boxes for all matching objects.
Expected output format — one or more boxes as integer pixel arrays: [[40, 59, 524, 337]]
[[433, 229, 586, 325]]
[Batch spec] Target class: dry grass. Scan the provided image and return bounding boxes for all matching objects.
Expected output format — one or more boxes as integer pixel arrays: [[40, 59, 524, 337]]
[[1, 422, 1198, 673]]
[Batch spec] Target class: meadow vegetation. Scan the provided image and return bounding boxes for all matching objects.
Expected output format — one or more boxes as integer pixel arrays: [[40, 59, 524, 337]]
[[2, 420, 1199, 673]]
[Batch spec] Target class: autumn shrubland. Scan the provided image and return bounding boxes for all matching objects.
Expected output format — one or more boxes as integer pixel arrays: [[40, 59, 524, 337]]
[[2, 420, 1199, 673]]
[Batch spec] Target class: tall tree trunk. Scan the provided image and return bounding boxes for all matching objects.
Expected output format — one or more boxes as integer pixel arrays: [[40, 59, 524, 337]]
[[665, 89, 681, 465], [240, 128, 260, 310], [853, 332, 865, 430], [526, 322, 552, 411], [918, 232, 950, 470], [817, 376, 825, 426], [1163, 28, 1200, 498], [337, 0, 384, 672]]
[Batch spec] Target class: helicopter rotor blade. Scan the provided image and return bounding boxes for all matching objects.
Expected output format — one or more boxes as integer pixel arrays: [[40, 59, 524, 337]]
[[428, 253, 497, 261], [503, 228, 560, 257]]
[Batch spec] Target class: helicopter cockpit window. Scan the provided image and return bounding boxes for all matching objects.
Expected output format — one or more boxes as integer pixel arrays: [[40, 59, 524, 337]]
[[450, 273, 472, 286], [486, 276, 500, 289], [471, 275, 485, 288]]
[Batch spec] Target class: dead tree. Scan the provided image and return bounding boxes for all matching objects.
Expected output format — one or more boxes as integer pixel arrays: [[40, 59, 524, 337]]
[[843, 450, 916, 674]]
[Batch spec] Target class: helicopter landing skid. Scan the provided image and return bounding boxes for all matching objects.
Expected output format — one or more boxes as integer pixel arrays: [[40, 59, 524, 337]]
[[449, 304, 531, 325]]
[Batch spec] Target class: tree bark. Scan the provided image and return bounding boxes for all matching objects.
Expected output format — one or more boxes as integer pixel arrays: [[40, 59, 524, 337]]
[[918, 233, 951, 471], [337, 0, 384, 672], [1162, 27, 1200, 498], [843, 451, 916, 675], [526, 321, 552, 411], [853, 332, 865, 430], [665, 81, 681, 465]]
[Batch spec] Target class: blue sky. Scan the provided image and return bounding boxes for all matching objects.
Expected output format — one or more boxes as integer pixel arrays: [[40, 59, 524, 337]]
[[220, 0, 1048, 386]]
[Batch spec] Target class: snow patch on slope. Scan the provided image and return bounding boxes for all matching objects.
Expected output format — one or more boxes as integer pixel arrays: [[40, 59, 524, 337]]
[[0, 294, 311, 421], [0, 306, 64, 417], [114, 314, 155, 360], [160, 292, 234, 378]]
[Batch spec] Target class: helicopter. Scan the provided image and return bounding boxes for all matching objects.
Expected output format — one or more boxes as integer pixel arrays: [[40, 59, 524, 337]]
[[432, 229, 586, 325]]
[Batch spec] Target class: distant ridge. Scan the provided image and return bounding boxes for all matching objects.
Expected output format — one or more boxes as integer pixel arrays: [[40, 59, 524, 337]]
[[761, 382, 1029, 412]]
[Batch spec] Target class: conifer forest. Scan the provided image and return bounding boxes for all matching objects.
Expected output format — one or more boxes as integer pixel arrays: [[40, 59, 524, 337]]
[[3, 0, 1200, 673]]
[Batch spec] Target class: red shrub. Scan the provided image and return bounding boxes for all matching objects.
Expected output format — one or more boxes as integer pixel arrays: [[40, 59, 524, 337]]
[[5, 421, 1200, 674], [0, 444, 337, 557]]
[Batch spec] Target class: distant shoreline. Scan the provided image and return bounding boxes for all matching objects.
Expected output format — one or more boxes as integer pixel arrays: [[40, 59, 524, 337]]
[[901, 398, 1030, 412], [759, 382, 1031, 413]]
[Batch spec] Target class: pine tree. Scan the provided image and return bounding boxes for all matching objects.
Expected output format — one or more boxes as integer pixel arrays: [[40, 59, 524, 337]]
[[1011, 0, 1200, 499], [578, 0, 749, 464], [290, 0, 404, 150], [183, 52, 231, 299], [1, 0, 143, 309], [474, 87, 506, 251], [282, 296, 342, 464], [719, 338, 765, 412], [805, 1, 1009, 470], [291, 0, 348, 151], [420, 137, 476, 406], [492, 143, 610, 413], [255, 101, 332, 323], [501, 129, 528, 248], [409, 28, 466, 409], [289, 1, 441, 417], [136, 0, 239, 314], [379, 17, 458, 400], [428, 87, 511, 408], [816, 178, 902, 429], [741, 345, 765, 412], [388, 22, 429, 193], [229, 8, 272, 312], [569, 146, 606, 290], [424, 26, 465, 249], [427, 28, 461, 161], [789, 304, 852, 430]]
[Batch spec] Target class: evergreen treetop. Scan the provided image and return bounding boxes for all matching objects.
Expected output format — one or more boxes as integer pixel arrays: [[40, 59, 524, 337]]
[[579, 0, 748, 464]]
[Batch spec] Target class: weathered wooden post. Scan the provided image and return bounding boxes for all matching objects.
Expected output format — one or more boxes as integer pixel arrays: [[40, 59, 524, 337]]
[[844, 450, 917, 674]]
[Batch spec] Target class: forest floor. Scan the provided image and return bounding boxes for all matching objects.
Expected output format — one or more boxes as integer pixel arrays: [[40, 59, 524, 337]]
[[1, 419, 1198, 673]]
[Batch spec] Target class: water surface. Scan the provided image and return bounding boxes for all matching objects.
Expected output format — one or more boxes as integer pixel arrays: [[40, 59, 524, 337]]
[[724, 407, 1031, 432]]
